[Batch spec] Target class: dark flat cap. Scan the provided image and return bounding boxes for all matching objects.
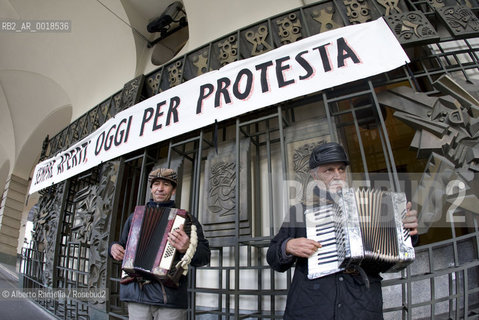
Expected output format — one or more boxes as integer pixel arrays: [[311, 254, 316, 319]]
[[309, 142, 350, 169]]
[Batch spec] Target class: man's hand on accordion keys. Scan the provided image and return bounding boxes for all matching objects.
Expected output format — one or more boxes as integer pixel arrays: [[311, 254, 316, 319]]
[[111, 243, 125, 261], [168, 224, 190, 254], [403, 201, 418, 236], [286, 237, 322, 258]]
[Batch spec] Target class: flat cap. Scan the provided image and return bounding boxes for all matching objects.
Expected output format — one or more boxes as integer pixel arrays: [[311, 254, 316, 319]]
[[309, 142, 350, 169], [148, 168, 177, 187]]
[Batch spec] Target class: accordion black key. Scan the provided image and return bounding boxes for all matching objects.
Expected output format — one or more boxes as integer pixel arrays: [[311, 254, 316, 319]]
[[122, 206, 192, 287], [305, 188, 415, 279]]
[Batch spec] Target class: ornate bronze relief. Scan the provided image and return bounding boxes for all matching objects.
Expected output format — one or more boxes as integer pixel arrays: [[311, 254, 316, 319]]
[[377, 75, 479, 231], [427, 0, 445, 9], [89, 161, 119, 293], [292, 142, 325, 203], [312, 5, 343, 33], [277, 13, 302, 44], [49, 134, 60, 153], [458, 0, 476, 8], [207, 161, 236, 217], [31, 183, 66, 287], [375, 0, 403, 15], [99, 98, 111, 124], [72, 187, 96, 243], [218, 35, 238, 66], [120, 75, 145, 110], [108, 91, 123, 117], [67, 161, 119, 306], [89, 108, 101, 132], [201, 139, 251, 246], [67, 120, 80, 144], [343, 0, 372, 24], [285, 117, 333, 206], [384, 11, 439, 45], [168, 60, 183, 87], [245, 25, 273, 56], [146, 71, 162, 97], [39, 135, 50, 161], [192, 50, 209, 76], [436, 6, 479, 38]]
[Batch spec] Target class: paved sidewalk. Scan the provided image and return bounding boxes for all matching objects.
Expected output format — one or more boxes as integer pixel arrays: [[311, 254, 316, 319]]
[[0, 262, 57, 320]]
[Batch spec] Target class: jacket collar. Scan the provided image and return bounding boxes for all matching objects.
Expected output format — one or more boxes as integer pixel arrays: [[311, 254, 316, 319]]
[[146, 199, 176, 208]]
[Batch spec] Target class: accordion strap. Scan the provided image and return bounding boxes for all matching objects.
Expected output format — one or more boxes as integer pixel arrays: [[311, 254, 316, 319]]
[[175, 224, 198, 275]]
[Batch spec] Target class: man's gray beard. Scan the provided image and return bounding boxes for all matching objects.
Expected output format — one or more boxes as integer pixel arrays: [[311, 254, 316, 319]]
[[328, 181, 348, 193]]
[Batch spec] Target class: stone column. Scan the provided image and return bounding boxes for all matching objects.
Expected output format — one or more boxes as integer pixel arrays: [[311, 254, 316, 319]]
[[0, 174, 28, 266]]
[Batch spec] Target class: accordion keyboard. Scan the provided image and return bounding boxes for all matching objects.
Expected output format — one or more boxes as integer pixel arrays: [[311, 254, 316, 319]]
[[305, 204, 343, 279], [159, 214, 186, 270], [305, 188, 415, 280]]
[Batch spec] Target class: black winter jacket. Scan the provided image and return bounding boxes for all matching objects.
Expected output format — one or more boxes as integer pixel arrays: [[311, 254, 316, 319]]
[[109, 200, 210, 308], [267, 202, 384, 320]]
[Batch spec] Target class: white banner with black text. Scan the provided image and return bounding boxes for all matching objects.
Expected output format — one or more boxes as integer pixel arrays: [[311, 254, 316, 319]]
[[29, 18, 409, 194]]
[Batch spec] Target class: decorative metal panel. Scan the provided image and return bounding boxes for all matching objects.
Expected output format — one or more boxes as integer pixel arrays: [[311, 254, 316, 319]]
[[307, 3, 345, 33], [374, 0, 407, 16], [272, 12, 304, 47], [145, 69, 163, 98], [341, 0, 376, 24], [436, 5, 479, 38], [377, 74, 479, 231], [241, 23, 273, 57], [215, 34, 239, 67], [201, 139, 251, 246], [384, 11, 440, 46], [30, 182, 66, 287], [187, 47, 210, 78], [162, 59, 184, 90], [109, 91, 123, 118], [120, 75, 145, 110], [285, 118, 333, 205], [98, 98, 112, 124]]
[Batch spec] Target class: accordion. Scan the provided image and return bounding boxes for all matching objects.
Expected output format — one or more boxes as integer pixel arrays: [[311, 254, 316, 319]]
[[305, 188, 415, 279], [122, 206, 194, 287]]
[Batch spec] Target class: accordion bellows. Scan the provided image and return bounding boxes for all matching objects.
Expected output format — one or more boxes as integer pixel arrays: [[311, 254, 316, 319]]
[[305, 188, 415, 279], [122, 206, 191, 287]]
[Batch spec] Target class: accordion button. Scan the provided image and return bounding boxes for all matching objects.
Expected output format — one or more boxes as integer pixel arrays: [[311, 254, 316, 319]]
[[338, 276, 344, 281]]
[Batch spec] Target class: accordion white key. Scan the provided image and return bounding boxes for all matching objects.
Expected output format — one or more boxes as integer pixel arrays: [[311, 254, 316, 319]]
[[305, 188, 415, 280]]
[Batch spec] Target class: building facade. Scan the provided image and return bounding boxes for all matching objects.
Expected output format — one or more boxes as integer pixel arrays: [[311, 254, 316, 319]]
[[1, 0, 478, 319]]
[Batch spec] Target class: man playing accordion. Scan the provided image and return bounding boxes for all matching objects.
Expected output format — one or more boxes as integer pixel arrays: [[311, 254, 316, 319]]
[[267, 142, 418, 320], [109, 168, 210, 320]]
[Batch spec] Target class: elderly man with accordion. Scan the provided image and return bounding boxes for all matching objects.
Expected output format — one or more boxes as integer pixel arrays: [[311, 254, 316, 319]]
[[109, 168, 210, 320], [267, 142, 418, 320]]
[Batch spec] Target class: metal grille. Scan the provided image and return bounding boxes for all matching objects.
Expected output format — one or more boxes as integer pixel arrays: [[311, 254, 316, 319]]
[[383, 226, 479, 319], [53, 174, 97, 319]]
